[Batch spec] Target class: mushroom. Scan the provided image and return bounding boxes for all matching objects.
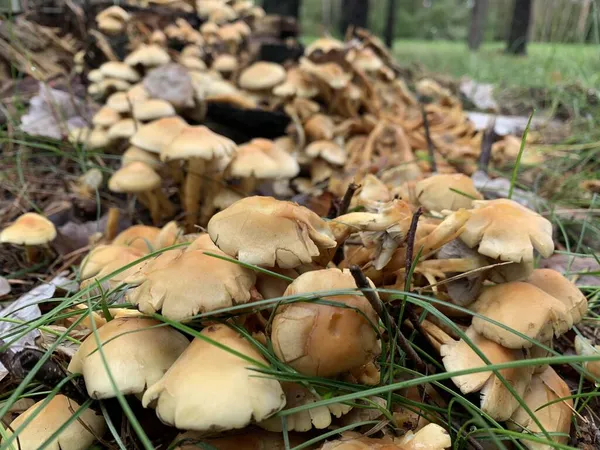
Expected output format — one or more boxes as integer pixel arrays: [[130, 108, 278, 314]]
[[127, 242, 256, 321], [174, 428, 309, 450], [142, 324, 285, 431], [304, 37, 344, 56], [130, 116, 188, 154], [227, 138, 300, 195], [470, 282, 574, 349], [434, 324, 534, 421], [132, 99, 176, 122], [273, 67, 318, 99], [99, 61, 140, 82], [212, 54, 239, 78], [319, 424, 451, 449], [70, 167, 104, 199], [108, 118, 138, 140], [91, 106, 120, 128], [4, 395, 106, 450], [459, 199, 554, 263], [124, 44, 171, 68], [79, 244, 146, 281], [108, 161, 175, 225], [508, 366, 573, 450], [0, 212, 56, 262], [106, 92, 131, 113], [112, 224, 161, 252], [122, 146, 161, 170], [574, 336, 600, 381], [304, 140, 347, 183], [414, 174, 483, 212], [271, 268, 380, 378], [238, 62, 286, 96], [160, 125, 237, 230], [304, 114, 335, 141], [68, 316, 189, 399], [259, 382, 352, 432]]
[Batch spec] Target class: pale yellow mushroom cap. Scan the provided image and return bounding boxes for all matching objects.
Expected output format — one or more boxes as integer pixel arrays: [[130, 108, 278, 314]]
[[238, 62, 286, 91], [142, 324, 285, 431], [68, 317, 189, 399], [229, 138, 299, 179], [125, 44, 171, 67], [99, 61, 140, 82], [1, 212, 56, 245], [5, 395, 106, 450], [108, 161, 162, 193], [132, 99, 176, 121], [130, 116, 188, 154], [161, 125, 237, 162], [415, 173, 483, 212], [207, 196, 336, 268], [92, 106, 121, 127]]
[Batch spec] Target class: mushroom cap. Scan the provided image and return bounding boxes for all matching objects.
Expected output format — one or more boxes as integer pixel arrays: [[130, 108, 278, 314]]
[[142, 324, 285, 431], [346, 47, 383, 73], [68, 317, 189, 399], [459, 199, 554, 263], [92, 106, 120, 127], [6, 395, 106, 450], [132, 99, 176, 121], [108, 161, 162, 193], [97, 78, 131, 92], [271, 268, 379, 377], [299, 58, 351, 90], [354, 175, 392, 206], [127, 83, 150, 104], [108, 118, 138, 140], [122, 146, 161, 170], [112, 225, 161, 252], [471, 282, 572, 349], [272, 67, 318, 98], [99, 61, 140, 82], [238, 62, 286, 91], [200, 20, 220, 35], [87, 69, 104, 83], [526, 268, 588, 324], [207, 196, 336, 268], [217, 24, 242, 43], [212, 54, 239, 73], [97, 5, 130, 22], [1, 213, 56, 246], [125, 44, 171, 67], [415, 174, 483, 212], [180, 56, 207, 71], [106, 92, 131, 113], [508, 366, 572, 450], [79, 244, 146, 280], [259, 382, 352, 432], [304, 37, 344, 56], [305, 140, 347, 165], [209, 4, 237, 23], [128, 245, 256, 321], [304, 114, 335, 141], [130, 116, 188, 154], [97, 16, 124, 34], [229, 138, 300, 179], [161, 125, 237, 162]]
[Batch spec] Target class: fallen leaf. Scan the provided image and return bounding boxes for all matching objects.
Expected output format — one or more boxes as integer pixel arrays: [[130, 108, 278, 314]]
[[143, 63, 194, 109], [0, 276, 10, 297]]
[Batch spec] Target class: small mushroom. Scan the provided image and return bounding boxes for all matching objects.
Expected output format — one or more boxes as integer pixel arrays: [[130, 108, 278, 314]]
[[122, 146, 161, 170], [92, 106, 120, 128], [304, 114, 335, 141], [108, 118, 138, 140], [132, 99, 176, 122], [238, 62, 286, 95], [212, 54, 239, 78], [0, 212, 56, 262], [273, 67, 318, 99], [112, 224, 161, 252], [99, 61, 140, 82], [68, 317, 189, 399], [79, 244, 146, 281], [304, 37, 344, 57], [414, 173, 483, 212], [108, 161, 174, 225], [142, 324, 285, 431], [5, 395, 106, 450], [124, 44, 171, 68], [271, 268, 380, 378], [319, 424, 451, 449], [130, 116, 188, 154]]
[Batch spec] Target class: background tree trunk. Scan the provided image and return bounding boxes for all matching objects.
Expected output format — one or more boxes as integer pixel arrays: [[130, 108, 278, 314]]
[[468, 0, 489, 50], [262, 0, 301, 18], [577, 0, 591, 42], [339, 0, 369, 35], [383, 0, 397, 48], [506, 0, 533, 54]]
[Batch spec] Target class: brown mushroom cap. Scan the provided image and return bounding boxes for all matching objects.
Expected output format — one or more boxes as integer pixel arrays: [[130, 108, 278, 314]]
[[132, 99, 176, 121], [305, 140, 347, 165], [238, 62, 286, 91], [5, 395, 106, 450], [68, 317, 189, 399], [108, 161, 161, 193], [161, 125, 237, 162], [415, 174, 483, 212], [130, 116, 188, 154], [229, 138, 300, 179], [459, 199, 554, 263], [207, 196, 336, 268], [304, 37, 344, 56], [112, 225, 161, 252], [1, 213, 56, 246], [79, 244, 146, 280], [271, 268, 379, 377], [299, 58, 351, 90], [304, 114, 335, 141], [127, 244, 256, 321], [508, 366, 572, 450], [471, 282, 572, 349], [99, 61, 140, 82], [142, 324, 285, 431]]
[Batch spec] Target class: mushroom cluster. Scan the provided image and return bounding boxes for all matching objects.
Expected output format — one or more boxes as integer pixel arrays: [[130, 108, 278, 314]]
[[2, 0, 589, 449]]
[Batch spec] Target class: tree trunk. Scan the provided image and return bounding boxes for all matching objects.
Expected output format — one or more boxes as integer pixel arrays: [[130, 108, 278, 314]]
[[262, 0, 301, 18], [506, 0, 533, 55], [339, 0, 369, 35], [468, 0, 489, 50], [577, 0, 591, 42], [384, 0, 397, 48]]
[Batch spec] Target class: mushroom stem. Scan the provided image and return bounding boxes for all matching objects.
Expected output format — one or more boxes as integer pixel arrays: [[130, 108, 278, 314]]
[[144, 191, 162, 226], [154, 189, 176, 220], [104, 207, 120, 241], [198, 171, 223, 226], [239, 175, 258, 196], [184, 158, 205, 231], [413, 209, 471, 260], [25, 245, 39, 264]]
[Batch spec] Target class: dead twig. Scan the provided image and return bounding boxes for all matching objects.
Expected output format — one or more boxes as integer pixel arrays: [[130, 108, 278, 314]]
[[420, 103, 437, 173]]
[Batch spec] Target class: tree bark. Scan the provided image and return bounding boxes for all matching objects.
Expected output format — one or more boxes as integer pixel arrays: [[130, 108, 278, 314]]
[[384, 0, 397, 48], [506, 0, 533, 55], [468, 0, 489, 50], [577, 0, 591, 42], [339, 0, 369, 35], [262, 0, 301, 18]]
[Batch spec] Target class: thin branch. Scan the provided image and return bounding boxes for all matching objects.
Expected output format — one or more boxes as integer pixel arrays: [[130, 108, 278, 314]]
[[328, 182, 360, 219], [420, 104, 437, 173], [477, 116, 496, 174]]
